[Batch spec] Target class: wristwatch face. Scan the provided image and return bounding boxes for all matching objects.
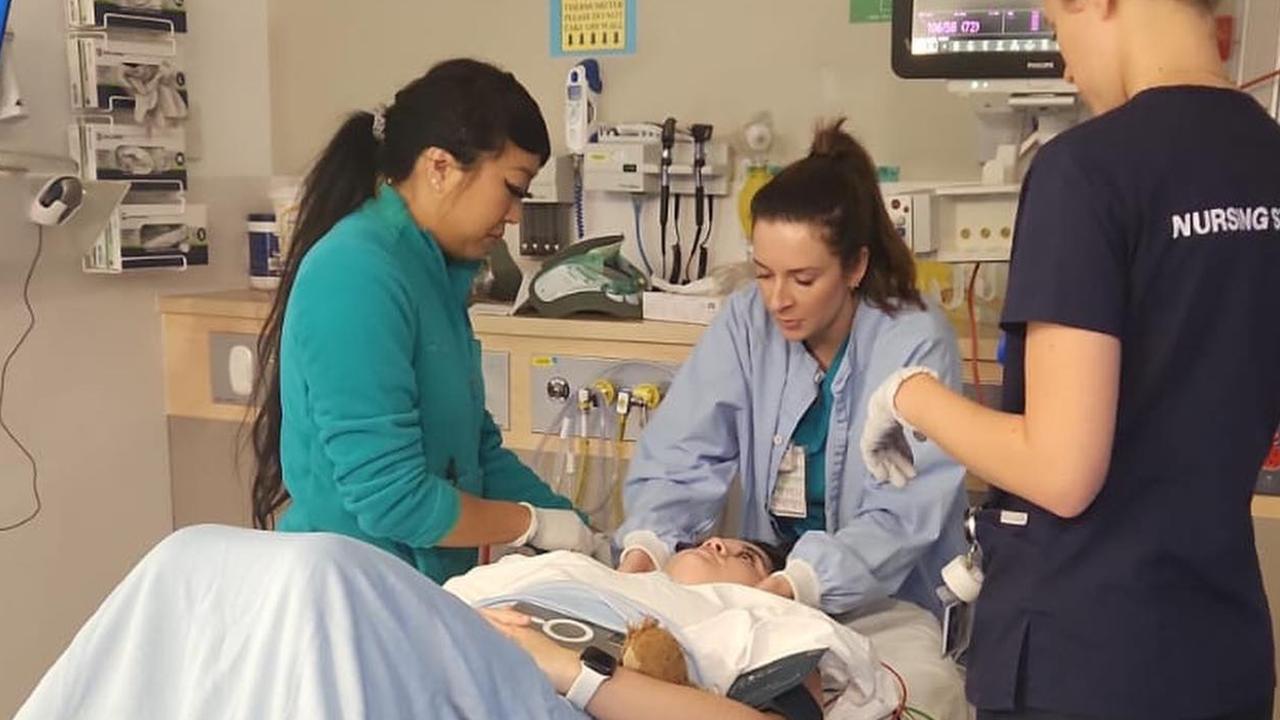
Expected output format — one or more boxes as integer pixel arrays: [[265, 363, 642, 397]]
[[580, 646, 617, 677]]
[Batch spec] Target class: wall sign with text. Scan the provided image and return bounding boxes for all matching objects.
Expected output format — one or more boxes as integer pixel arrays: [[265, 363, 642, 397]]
[[551, 0, 636, 56]]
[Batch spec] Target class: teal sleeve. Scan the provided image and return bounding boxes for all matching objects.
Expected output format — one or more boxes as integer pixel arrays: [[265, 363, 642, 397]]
[[290, 237, 461, 547], [478, 410, 576, 511]]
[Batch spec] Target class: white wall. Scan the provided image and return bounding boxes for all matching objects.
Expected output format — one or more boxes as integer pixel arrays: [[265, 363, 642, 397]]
[[266, 0, 1280, 281], [0, 0, 273, 715], [1234, 0, 1280, 112], [268, 1, 987, 175], [267, 0, 992, 273]]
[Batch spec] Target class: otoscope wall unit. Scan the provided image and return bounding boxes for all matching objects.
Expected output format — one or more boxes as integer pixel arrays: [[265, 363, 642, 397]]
[[583, 136, 733, 196]]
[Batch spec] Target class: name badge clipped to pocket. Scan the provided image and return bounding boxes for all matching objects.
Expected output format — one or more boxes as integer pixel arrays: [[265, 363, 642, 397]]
[[770, 444, 808, 519]]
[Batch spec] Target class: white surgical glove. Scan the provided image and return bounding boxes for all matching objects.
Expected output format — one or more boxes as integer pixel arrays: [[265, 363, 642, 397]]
[[589, 533, 615, 565], [511, 503, 597, 554], [860, 366, 938, 488], [618, 530, 671, 572], [762, 558, 822, 609]]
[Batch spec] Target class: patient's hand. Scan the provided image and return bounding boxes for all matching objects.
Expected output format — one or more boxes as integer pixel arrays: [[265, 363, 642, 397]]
[[480, 607, 579, 694]]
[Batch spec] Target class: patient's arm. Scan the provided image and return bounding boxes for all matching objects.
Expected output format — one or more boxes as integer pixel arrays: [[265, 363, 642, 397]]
[[585, 667, 798, 720], [481, 608, 815, 720], [588, 669, 823, 720]]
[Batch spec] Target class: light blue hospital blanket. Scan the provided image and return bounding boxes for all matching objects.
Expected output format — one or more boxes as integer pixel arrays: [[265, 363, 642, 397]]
[[15, 526, 588, 720]]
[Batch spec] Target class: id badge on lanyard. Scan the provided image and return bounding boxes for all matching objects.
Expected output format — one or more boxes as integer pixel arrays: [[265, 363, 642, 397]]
[[937, 506, 1027, 660], [769, 444, 808, 519], [941, 599, 974, 661]]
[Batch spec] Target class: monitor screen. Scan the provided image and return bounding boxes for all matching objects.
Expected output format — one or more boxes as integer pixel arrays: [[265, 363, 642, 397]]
[[912, 1, 1056, 56], [0, 0, 12, 57], [892, 0, 1066, 80]]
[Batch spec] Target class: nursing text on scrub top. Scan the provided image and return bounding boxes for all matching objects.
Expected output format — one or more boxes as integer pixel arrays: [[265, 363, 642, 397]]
[[1172, 206, 1280, 240]]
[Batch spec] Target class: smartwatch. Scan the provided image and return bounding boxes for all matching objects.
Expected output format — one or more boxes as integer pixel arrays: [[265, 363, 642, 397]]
[[565, 646, 617, 711]]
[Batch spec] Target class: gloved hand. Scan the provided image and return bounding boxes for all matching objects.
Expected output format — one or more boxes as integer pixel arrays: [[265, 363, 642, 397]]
[[616, 531, 669, 573], [511, 502, 597, 554], [589, 533, 615, 565], [617, 549, 657, 573], [860, 366, 938, 488]]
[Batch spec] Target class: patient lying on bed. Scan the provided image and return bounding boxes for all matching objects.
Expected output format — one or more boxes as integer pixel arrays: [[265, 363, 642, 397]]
[[448, 538, 899, 719], [15, 525, 899, 720]]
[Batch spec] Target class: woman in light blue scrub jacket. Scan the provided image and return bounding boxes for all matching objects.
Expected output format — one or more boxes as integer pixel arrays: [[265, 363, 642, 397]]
[[616, 121, 968, 617]]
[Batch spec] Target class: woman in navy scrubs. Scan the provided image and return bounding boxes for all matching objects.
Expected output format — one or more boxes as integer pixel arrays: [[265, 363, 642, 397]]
[[861, 1, 1280, 718]]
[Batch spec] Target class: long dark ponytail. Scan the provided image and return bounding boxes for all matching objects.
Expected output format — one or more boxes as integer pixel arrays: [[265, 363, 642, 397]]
[[750, 118, 923, 314], [250, 58, 551, 529]]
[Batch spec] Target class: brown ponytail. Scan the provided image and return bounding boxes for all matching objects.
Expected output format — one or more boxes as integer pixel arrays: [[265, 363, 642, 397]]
[[751, 118, 923, 314]]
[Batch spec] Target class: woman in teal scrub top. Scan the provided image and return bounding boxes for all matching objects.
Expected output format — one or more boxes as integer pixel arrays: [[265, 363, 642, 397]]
[[249, 59, 599, 583]]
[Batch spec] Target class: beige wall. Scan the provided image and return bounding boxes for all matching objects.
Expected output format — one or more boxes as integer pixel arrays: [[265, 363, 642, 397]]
[[0, 0, 274, 715], [266, 0, 1280, 276], [267, 0, 1280, 175], [1236, 0, 1280, 108], [267, 0, 984, 179], [266, 0, 997, 272]]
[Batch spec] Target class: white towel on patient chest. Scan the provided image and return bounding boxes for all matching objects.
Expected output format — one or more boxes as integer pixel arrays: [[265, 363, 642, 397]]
[[444, 551, 898, 718]]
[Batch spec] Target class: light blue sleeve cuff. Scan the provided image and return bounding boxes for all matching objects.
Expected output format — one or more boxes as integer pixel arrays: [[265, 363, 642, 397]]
[[621, 530, 673, 569], [779, 557, 822, 609]]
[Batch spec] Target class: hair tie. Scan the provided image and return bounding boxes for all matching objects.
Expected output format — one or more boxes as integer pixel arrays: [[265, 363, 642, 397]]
[[371, 104, 388, 143]]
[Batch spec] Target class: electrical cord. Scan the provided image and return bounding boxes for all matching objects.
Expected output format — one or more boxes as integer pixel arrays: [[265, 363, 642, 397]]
[[695, 199, 714, 281], [684, 198, 704, 284], [882, 661, 908, 719], [966, 263, 985, 407], [0, 227, 44, 533], [573, 154, 586, 242], [1240, 68, 1280, 91], [670, 194, 684, 285], [631, 196, 654, 277]]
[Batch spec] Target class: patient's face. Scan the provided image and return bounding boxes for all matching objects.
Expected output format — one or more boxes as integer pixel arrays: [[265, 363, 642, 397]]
[[663, 538, 774, 586]]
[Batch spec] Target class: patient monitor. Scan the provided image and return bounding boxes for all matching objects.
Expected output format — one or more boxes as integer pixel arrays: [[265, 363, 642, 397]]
[[888, 0, 1080, 261], [892, 0, 1063, 80]]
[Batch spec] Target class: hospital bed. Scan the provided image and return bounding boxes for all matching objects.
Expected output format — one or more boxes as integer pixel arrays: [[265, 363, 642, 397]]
[[844, 600, 972, 720], [17, 526, 970, 720]]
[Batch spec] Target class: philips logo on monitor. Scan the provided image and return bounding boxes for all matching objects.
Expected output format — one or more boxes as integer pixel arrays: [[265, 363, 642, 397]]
[[1026, 61, 1057, 70]]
